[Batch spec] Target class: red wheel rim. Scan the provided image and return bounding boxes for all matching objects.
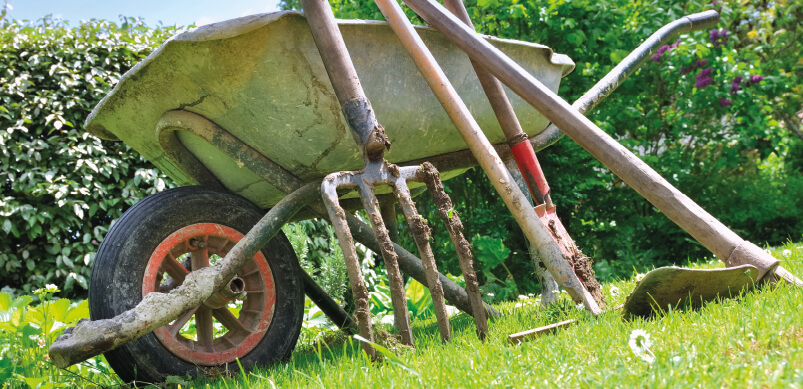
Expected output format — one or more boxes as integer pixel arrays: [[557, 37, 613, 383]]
[[142, 223, 276, 365]]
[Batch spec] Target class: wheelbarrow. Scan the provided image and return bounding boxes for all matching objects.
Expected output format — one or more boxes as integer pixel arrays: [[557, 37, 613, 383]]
[[49, 0, 800, 383]]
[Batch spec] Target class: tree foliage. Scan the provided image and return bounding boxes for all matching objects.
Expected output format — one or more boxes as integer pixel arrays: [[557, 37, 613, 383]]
[[280, 0, 803, 284], [1, 0, 800, 298], [0, 18, 176, 296]]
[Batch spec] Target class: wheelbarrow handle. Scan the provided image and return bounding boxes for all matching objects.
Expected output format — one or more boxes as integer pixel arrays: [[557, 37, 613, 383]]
[[532, 10, 720, 149]]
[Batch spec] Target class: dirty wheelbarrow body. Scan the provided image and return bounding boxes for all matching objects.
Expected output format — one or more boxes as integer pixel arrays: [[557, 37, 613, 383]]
[[79, 11, 573, 382]]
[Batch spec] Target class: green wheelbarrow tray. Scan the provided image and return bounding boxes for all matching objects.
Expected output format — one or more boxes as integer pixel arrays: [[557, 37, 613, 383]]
[[84, 11, 574, 209]]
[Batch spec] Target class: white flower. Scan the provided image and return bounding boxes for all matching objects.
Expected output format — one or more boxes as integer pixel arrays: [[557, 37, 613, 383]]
[[782, 249, 792, 258], [628, 329, 655, 364], [518, 294, 529, 300], [34, 284, 61, 295], [609, 285, 621, 297], [635, 273, 646, 282]]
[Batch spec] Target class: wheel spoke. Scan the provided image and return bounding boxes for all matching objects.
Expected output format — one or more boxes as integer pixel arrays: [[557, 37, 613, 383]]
[[216, 238, 230, 253], [190, 246, 209, 270], [167, 306, 199, 338], [162, 254, 189, 283], [195, 306, 214, 350], [212, 308, 251, 335]]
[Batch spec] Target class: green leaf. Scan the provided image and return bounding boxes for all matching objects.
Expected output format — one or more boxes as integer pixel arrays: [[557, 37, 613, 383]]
[[0, 293, 11, 310], [64, 299, 89, 325], [1, 219, 11, 234], [610, 49, 630, 63], [48, 297, 71, 323], [23, 376, 47, 389], [11, 295, 33, 311], [472, 236, 510, 271]]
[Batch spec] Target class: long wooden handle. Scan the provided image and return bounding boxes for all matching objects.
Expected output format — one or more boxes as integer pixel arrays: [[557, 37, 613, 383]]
[[401, 0, 784, 281]]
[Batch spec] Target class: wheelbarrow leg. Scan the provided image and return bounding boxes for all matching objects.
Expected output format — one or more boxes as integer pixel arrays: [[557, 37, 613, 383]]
[[300, 267, 359, 333]]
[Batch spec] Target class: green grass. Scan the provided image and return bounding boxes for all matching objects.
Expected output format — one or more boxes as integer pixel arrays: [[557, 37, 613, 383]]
[[187, 242, 803, 388]]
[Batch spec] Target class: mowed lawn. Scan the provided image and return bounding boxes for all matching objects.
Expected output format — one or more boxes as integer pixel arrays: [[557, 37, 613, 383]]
[[193, 243, 803, 388]]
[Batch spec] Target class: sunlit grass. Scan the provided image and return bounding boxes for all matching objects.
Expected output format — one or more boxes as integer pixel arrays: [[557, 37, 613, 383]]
[[189, 241, 803, 388]]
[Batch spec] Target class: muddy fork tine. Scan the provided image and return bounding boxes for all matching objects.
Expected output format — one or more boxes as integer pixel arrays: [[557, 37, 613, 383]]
[[420, 162, 488, 339], [358, 180, 415, 347], [394, 176, 452, 343], [321, 174, 377, 359]]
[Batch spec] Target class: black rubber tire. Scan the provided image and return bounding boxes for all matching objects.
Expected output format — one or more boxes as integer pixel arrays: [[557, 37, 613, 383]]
[[89, 186, 304, 384]]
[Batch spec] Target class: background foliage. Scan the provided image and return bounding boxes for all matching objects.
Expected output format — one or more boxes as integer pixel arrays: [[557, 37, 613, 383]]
[[0, 18, 176, 296], [281, 0, 803, 289], [1, 0, 801, 299]]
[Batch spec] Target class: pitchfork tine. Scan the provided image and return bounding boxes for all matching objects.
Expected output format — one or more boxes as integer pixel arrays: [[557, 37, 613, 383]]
[[321, 174, 377, 359], [358, 177, 415, 346], [394, 178, 452, 343]]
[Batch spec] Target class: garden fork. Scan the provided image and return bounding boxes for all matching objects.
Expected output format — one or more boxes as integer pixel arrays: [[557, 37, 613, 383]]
[[303, 0, 485, 358]]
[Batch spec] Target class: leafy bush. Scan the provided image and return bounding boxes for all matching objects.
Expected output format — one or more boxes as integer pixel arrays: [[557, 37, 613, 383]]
[[280, 0, 803, 286], [0, 18, 176, 296], [2, 0, 799, 299], [0, 286, 119, 388]]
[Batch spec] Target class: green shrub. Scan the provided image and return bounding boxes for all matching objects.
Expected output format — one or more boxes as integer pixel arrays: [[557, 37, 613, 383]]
[[279, 0, 803, 286], [0, 287, 119, 388], [0, 18, 176, 296]]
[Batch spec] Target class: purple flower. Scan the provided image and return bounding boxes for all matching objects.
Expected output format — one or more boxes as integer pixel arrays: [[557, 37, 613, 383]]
[[670, 40, 681, 49], [749, 75, 764, 84], [651, 45, 671, 62], [719, 30, 730, 45], [710, 29, 730, 47], [696, 59, 708, 68], [695, 67, 714, 89], [697, 67, 713, 78], [719, 97, 732, 107], [695, 77, 713, 88], [730, 76, 743, 94], [681, 66, 693, 74], [710, 30, 719, 41]]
